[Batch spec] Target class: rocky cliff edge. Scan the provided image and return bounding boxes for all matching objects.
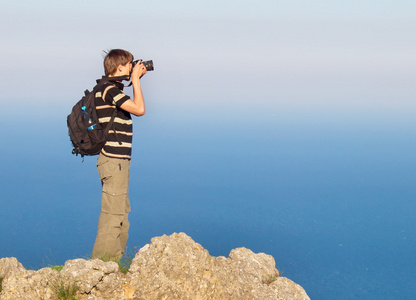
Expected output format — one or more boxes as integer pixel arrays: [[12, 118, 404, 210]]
[[0, 232, 310, 300]]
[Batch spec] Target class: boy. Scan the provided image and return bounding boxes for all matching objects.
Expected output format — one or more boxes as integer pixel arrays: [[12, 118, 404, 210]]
[[92, 49, 147, 261]]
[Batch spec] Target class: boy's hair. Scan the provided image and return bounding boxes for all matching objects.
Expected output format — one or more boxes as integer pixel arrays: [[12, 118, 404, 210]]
[[103, 49, 134, 76]]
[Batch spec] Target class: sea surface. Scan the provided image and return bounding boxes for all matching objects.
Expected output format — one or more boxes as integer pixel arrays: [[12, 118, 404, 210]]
[[0, 99, 415, 300]]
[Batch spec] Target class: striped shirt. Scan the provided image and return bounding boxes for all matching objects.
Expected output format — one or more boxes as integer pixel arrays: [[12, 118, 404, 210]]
[[95, 79, 133, 160]]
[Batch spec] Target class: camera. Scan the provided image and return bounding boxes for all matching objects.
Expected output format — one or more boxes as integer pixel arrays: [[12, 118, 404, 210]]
[[132, 59, 154, 71]]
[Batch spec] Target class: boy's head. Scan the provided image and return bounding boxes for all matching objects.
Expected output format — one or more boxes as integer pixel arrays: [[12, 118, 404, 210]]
[[104, 49, 134, 76]]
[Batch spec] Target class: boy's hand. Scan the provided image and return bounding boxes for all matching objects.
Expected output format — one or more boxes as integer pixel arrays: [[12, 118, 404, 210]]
[[131, 60, 147, 80]]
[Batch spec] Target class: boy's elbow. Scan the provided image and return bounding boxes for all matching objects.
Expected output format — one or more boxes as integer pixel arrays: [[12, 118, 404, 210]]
[[133, 108, 145, 116]]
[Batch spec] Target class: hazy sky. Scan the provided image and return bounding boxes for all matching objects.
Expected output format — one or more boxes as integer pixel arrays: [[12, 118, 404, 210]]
[[2, 0, 415, 114]]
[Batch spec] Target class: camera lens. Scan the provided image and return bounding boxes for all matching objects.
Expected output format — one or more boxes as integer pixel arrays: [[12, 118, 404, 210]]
[[142, 60, 154, 71], [132, 59, 154, 71]]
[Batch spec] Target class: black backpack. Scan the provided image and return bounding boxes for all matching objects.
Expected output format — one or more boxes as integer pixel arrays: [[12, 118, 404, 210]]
[[67, 78, 118, 158]]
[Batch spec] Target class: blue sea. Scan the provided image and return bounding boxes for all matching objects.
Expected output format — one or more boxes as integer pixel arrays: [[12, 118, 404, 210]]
[[0, 95, 415, 300]]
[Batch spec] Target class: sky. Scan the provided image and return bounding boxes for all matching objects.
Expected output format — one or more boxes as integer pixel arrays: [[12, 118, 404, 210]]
[[0, 1, 415, 298], [1, 0, 414, 168], [2, 0, 415, 113]]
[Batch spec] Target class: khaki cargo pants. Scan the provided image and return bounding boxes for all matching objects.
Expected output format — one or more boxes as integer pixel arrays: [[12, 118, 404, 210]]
[[92, 153, 131, 261]]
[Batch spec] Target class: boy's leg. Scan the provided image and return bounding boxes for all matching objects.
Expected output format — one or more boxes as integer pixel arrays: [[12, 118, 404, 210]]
[[92, 212, 124, 260], [119, 212, 130, 252], [118, 159, 131, 253], [92, 154, 131, 260]]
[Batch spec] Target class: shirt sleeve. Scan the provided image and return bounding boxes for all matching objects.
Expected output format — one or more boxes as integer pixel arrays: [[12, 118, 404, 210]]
[[105, 86, 131, 108]]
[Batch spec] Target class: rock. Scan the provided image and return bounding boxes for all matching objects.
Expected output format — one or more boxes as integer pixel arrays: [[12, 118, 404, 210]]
[[59, 258, 124, 299], [0, 266, 59, 300], [0, 257, 25, 278], [125, 232, 309, 300], [0, 233, 310, 300]]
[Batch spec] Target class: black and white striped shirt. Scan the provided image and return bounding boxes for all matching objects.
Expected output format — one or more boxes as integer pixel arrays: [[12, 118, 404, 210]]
[[95, 80, 133, 160]]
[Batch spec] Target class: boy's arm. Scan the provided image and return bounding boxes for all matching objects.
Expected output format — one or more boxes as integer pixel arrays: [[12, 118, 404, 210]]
[[120, 62, 147, 116]]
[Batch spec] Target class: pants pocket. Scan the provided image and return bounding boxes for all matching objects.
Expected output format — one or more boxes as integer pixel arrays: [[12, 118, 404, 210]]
[[101, 192, 128, 215], [97, 155, 112, 183]]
